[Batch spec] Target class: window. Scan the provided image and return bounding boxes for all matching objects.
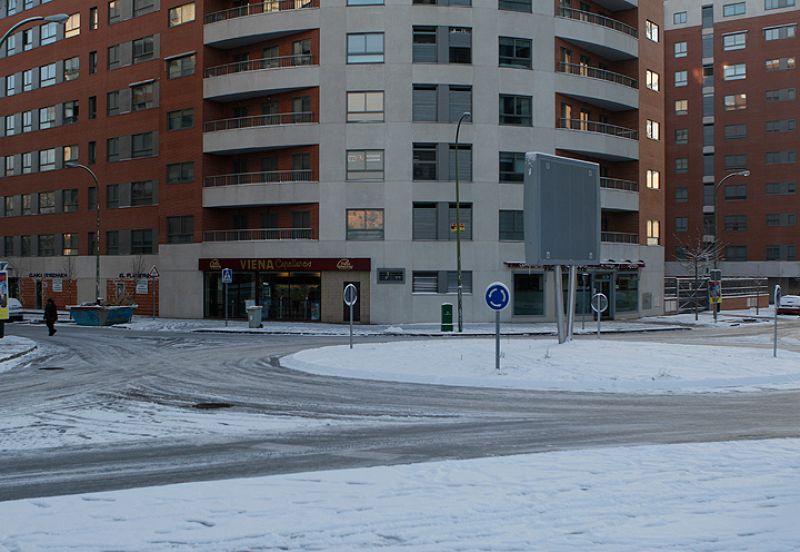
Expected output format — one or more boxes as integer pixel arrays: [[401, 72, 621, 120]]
[[412, 271, 438, 293], [723, 215, 747, 232], [107, 91, 121, 116], [38, 235, 56, 257], [646, 120, 661, 140], [724, 64, 746, 80], [448, 145, 471, 181], [766, 213, 796, 226], [675, 187, 689, 203], [499, 151, 524, 183], [673, 11, 687, 24], [723, 2, 746, 16], [168, 108, 194, 130], [169, 2, 196, 26], [4, 115, 15, 136], [413, 144, 437, 180], [63, 189, 79, 212], [22, 194, 32, 215], [646, 170, 661, 189], [108, 0, 121, 23], [346, 150, 384, 180], [351, 0, 385, 4], [131, 229, 154, 254], [724, 93, 747, 110], [766, 245, 796, 261], [724, 184, 747, 199], [448, 27, 471, 63], [89, 51, 98, 74], [108, 44, 120, 69], [6, 34, 17, 55], [412, 26, 437, 63], [499, 0, 531, 12], [702, 5, 714, 28], [40, 22, 57, 45], [167, 53, 196, 78], [107, 137, 120, 162], [347, 33, 384, 63], [22, 110, 32, 132], [105, 230, 119, 255], [499, 37, 531, 69], [499, 210, 524, 241], [63, 56, 80, 81], [766, 150, 797, 164], [513, 274, 544, 315], [5, 74, 16, 96], [39, 149, 56, 171], [167, 216, 193, 243], [645, 20, 659, 42], [20, 236, 32, 257], [346, 209, 384, 240], [725, 124, 747, 139], [90, 7, 99, 30], [133, 0, 156, 16], [167, 162, 194, 183], [347, 91, 384, 122], [765, 57, 795, 71], [723, 32, 746, 51], [764, 24, 796, 41], [725, 154, 748, 170], [412, 85, 437, 121], [62, 233, 79, 256], [675, 128, 689, 144], [63, 144, 79, 163], [765, 0, 795, 9], [65, 13, 80, 37], [131, 82, 155, 111], [646, 220, 660, 245], [674, 99, 688, 115], [22, 29, 32, 51], [674, 70, 688, 87], [766, 182, 796, 195], [766, 88, 796, 101], [133, 36, 155, 63], [39, 63, 57, 87], [766, 119, 796, 132], [5, 156, 16, 176], [132, 132, 155, 158], [22, 152, 32, 173], [675, 158, 688, 173], [22, 69, 32, 91], [38, 192, 55, 214], [674, 217, 688, 233], [499, 94, 532, 126], [106, 184, 120, 208], [131, 180, 155, 206], [674, 42, 687, 58], [646, 70, 660, 91]]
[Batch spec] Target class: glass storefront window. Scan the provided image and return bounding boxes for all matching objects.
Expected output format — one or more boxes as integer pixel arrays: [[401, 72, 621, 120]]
[[615, 273, 639, 313], [513, 273, 544, 315]]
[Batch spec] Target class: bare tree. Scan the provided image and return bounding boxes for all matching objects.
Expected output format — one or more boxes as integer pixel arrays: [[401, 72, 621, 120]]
[[675, 236, 725, 320]]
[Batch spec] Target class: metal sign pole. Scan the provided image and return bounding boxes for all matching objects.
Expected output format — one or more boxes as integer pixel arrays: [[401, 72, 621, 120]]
[[597, 303, 601, 337], [349, 302, 354, 349], [774, 285, 781, 358], [224, 282, 228, 327], [495, 311, 500, 371], [151, 278, 155, 320]]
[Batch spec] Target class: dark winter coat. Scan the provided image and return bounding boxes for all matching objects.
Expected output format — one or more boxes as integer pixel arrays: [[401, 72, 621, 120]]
[[44, 300, 58, 323]]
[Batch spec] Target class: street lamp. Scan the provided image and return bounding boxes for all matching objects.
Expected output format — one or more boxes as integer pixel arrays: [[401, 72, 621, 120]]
[[454, 111, 471, 333], [0, 14, 69, 50], [65, 162, 102, 304], [711, 168, 750, 321]]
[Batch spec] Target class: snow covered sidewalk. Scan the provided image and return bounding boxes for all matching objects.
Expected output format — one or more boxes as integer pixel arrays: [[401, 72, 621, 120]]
[[0, 336, 36, 373]]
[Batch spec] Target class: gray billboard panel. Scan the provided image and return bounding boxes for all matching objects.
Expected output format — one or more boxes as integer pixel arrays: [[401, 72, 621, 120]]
[[524, 152, 600, 266]]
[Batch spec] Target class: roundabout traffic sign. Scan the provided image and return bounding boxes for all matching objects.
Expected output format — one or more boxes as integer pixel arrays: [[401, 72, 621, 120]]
[[485, 282, 510, 311]]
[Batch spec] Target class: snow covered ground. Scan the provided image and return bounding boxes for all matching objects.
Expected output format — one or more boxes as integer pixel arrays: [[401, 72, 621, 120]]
[[2, 438, 799, 551], [0, 336, 36, 374]]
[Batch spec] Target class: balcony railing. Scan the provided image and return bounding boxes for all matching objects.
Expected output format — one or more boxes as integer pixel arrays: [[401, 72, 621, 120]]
[[557, 7, 638, 38], [204, 112, 315, 132], [600, 177, 639, 192], [205, 0, 319, 23], [204, 170, 314, 187], [205, 55, 315, 78], [601, 231, 639, 244], [203, 227, 313, 241], [559, 118, 638, 140], [557, 62, 638, 89]]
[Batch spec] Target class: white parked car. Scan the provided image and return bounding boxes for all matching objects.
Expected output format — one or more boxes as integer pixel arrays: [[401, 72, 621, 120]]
[[6, 297, 23, 321], [777, 295, 800, 315]]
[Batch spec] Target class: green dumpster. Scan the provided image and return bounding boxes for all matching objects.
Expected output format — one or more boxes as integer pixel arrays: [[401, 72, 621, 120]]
[[441, 303, 453, 332]]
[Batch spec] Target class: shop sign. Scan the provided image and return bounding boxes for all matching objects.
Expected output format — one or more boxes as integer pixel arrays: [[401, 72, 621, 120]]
[[52, 278, 63, 293], [27, 272, 68, 278], [136, 279, 149, 294], [199, 258, 371, 272]]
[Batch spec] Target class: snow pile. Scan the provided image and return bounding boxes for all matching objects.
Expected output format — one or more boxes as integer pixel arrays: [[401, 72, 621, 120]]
[[0, 336, 37, 373]]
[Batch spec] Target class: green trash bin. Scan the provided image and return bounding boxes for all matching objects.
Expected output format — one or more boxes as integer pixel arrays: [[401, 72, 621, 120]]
[[441, 303, 453, 332]]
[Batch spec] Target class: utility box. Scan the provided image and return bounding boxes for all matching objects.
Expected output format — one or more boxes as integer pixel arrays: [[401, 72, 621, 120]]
[[441, 303, 453, 332], [524, 152, 601, 266]]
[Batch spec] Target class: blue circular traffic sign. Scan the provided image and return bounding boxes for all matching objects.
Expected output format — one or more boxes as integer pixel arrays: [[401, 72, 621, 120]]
[[485, 282, 510, 311]]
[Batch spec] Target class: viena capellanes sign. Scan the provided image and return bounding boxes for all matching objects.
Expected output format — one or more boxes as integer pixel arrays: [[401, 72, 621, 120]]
[[198, 258, 371, 272]]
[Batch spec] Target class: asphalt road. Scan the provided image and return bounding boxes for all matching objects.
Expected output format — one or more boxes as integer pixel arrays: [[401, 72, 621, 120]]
[[1, 321, 799, 502]]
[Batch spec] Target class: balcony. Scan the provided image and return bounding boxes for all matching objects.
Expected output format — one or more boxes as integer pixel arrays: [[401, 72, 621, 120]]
[[205, 0, 320, 49], [600, 178, 639, 212], [203, 170, 319, 208], [203, 112, 320, 154], [555, 62, 638, 111], [601, 231, 639, 244], [555, 8, 638, 61], [204, 55, 319, 101], [203, 227, 314, 242], [555, 118, 639, 161], [600, 177, 638, 192]]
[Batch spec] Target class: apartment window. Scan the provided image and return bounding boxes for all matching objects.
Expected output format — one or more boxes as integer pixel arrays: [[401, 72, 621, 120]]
[[168, 108, 194, 130], [167, 216, 194, 243], [413, 144, 437, 180], [167, 53, 196, 78], [346, 150, 384, 180], [4, 115, 15, 136], [499, 210, 524, 241], [105, 230, 119, 255], [22, 152, 32, 173], [412, 85, 437, 121], [646, 120, 661, 140], [90, 7, 99, 30], [346, 209, 385, 240], [499, 151, 524, 182], [108, 0, 121, 23], [38, 192, 55, 214], [5, 34, 16, 55], [89, 51, 98, 74], [22, 194, 32, 215], [724, 93, 747, 110], [131, 82, 155, 111], [674, 99, 688, 115], [725, 154, 748, 170], [62, 233, 78, 256], [724, 184, 747, 199], [347, 33, 384, 63], [132, 132, 155, 158], [646, 220, 660, 246], [169, 2, 195, 26], [38, 235, 56, 257], [675, 187, 689, 203], [5, 156, 15, 176], [131, 229, 154, 254], [723, 32, 746, 51], [412, 26, 437, 62], [766, 119, 796, 132], [674, 70, 688, 87], [106, 184, 120, 208], [65, 13, 80, 37], [108, 45, 120, 69], [766, 245, 796, 261], [39, 63, 57, 87], [131, 180, 155, 206], [765, 57, 795, 71], [63, 57, 80, 81], [448, 27, 472, 63], [764, 24, 796, 40], [499, 94, 532, 126], [63, 189, 79, 212], [499, 37, 531, 69], [702, 124, 714, 146], [674, 217, 688, 233], [133, 0, 156, 17], [107, 91, 121, 116], [765, 0, 795, 9], [674, 42, 687, 58], [645, 20, 659, 42], [3, 237, 13, 257], [499, 0, 531, 12], [347, 91, 384, 122], [22, 29, 32, 51], [39, 149, 56, 171], [133, 36, 155, 63], [40, 22, 57, 45], [107, 137, 120, 162], [167, 162, 194, 183], [724, 64, 746, 80], [63, 144, 79, 163], [673, 11, 687, 24], [646, 70, 660, 91], [766, 88, 796, 101], [766, 213, 797, 226], [20, 236, 32, 257], [412, 271, 438, 293], [22, 110, 32, 132], [646, 170, 661, 189], [675, 158, 688, 173], [675, 128, 688, 144], [88, 141, 97, 164], [766, 181, 796, 195], [22, 69, 32, 91], [702, 5, 714, 27], [766, 150, 797, 164], [725, 124, 747, 139], [351, 0, 385, 4], [723, 2, 746, 15], [6, 74, 17, 96]]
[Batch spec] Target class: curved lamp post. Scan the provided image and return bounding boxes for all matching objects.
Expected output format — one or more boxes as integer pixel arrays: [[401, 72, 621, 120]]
[[65, 162, 102, 303], [0, 14, 69, 50], [454, 111, 471, 333]]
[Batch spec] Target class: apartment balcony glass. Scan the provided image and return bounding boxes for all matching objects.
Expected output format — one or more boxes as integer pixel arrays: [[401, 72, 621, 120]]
[[203, 228, 313, 242]]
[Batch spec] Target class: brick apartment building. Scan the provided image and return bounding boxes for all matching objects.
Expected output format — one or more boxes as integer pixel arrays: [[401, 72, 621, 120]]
[[664, 0, 800, 293], [0, 0, 664, 323]]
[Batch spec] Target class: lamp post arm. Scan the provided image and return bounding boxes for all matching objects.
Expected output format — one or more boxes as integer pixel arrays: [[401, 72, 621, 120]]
[[0, 14, 68, 51]]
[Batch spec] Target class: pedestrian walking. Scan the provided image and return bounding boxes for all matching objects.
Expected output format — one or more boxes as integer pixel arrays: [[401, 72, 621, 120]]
[[44, 298, 58, 336]]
